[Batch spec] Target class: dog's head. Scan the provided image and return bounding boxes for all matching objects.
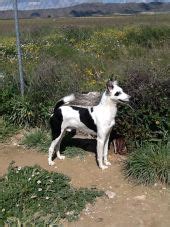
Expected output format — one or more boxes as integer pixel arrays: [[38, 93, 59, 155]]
[[106, 79, 130, 103]]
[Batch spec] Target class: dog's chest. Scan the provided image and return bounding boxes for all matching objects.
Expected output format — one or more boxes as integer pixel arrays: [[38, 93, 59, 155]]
[[93, 106, 117, 128]]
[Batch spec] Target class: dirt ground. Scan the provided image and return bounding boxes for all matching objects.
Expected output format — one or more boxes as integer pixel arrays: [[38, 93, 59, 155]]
[[0, 136, 169, 227]]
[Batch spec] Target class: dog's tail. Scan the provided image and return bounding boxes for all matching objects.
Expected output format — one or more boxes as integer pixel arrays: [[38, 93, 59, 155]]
[[54, 94, 75, 114]]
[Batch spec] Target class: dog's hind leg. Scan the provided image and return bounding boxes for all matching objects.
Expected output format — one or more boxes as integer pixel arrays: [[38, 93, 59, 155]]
[[56, 130, 66, 160], [48, 139, 58, 166], [48, 129, 65, 166]]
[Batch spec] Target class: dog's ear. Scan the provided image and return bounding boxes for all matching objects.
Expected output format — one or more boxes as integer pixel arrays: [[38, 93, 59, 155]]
[[106, 80, 114, 93], [113, 80, 118, 86]]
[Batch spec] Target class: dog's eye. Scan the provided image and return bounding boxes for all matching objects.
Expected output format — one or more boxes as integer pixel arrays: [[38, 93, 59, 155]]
[[115, 92, 121, 96]]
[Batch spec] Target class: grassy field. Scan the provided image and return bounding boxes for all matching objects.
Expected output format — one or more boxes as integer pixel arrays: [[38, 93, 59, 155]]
[[0, 14, 170, 36]]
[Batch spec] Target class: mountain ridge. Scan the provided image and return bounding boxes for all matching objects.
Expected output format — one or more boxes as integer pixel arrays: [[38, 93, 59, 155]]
[[0, 0, 169, 11], [0, 2, 169, 19]]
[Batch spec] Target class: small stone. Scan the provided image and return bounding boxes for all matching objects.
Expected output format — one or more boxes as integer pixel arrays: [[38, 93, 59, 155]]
[[96, 217, 103, 222], [105, 190, 116, 199], [134, 195, 146, 200]]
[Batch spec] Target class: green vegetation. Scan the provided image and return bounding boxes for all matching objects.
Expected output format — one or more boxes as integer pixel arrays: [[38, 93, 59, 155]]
[[0, 118, 18, 142], [22, 129, 87, 158], [21, 128, 51, 152], [0, 15, 169, 185], [0, 163, 103, 225], [123, 143, 169, 185], [1, 17, 169, 143], [64, 146, 87, 159]]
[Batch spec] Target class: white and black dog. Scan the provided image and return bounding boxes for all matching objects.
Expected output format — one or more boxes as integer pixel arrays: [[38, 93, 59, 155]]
[[48, 80, 130, 170]]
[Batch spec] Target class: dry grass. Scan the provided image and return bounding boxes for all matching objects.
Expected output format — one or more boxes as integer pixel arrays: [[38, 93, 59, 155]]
[[0, 13, 170, 37]]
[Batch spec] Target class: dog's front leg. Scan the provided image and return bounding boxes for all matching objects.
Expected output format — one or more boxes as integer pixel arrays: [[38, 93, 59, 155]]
[[97, 136, 108, 170], [103, 135, 111, 166]]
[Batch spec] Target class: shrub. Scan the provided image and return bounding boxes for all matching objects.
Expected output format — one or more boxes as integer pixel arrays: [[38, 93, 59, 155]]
[[28, 56, 82, 102], [3, 95, 50, 127], [1, 56, 83, 127], [124, 26, 170, 48], [0, 118, 18, 142], [123, 143, 169, 185], [0, 73, 19, 115], [75, 28, 125, 59], [114, 69, 169, 146], [63, 27, 93, 45], [0, 164, 103, 225]]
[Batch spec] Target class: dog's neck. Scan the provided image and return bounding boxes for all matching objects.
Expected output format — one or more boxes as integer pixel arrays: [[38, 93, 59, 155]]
[[99, 91, 117, 110]]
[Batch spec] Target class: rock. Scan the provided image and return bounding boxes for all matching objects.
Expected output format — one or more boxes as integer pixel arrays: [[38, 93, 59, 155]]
[[134, 195, 146, 200], [96, 217, 103, 222], [105, 190, 116, 199]]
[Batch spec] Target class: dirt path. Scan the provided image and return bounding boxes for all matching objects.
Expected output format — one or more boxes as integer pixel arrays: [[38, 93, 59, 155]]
[[0, 141, 169, 227]]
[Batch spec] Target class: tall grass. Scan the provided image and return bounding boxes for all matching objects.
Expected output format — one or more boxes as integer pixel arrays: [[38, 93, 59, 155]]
[[123, 143, 169, 185]]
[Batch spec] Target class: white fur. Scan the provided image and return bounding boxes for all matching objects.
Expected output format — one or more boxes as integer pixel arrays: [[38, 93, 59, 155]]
[[63, 94, 75, 104], [48, 80, 130, 170]]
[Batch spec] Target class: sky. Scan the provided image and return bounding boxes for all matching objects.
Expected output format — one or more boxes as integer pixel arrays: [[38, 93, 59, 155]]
[[0, 0, 169, 11]]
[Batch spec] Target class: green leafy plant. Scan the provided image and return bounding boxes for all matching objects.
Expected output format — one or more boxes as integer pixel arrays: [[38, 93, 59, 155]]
[[0, 163, 103, 225], [2, 95, 51, 127]]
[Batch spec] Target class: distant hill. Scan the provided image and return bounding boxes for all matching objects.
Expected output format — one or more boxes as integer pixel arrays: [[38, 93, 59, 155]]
[[0, 2, 170, 19]]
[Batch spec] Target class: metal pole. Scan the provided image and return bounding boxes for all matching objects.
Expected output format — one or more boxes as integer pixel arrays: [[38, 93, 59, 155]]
[[13, 0, 24, 96]]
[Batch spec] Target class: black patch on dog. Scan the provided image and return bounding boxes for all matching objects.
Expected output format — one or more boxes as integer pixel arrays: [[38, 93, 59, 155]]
[[91, 107, 94, 112], [115, 91, 121, 96], [71, 106, 97, 133], [54, 100, 65, 114], [50, 109, 63, 140]]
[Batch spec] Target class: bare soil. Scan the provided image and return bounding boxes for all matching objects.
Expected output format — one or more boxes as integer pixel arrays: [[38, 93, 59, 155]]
[[0, 136, 169, 227]]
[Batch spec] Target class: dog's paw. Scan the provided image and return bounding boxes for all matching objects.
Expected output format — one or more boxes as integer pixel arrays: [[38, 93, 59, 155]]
[[58, 155, 65, 160], [48, 160, 55, 166], [99, 165, 108, 170], [104, 161, 111, 166]]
